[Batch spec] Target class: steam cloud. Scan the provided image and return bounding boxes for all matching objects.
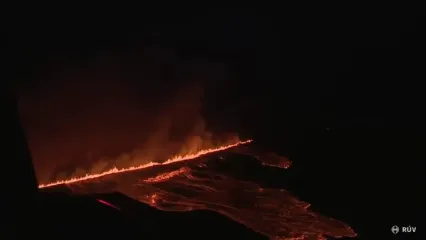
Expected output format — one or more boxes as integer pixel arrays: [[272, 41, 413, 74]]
[[17, 50, 237, 183]]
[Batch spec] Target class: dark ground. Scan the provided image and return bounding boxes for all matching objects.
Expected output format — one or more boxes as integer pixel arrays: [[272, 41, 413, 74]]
[[3, 8, 423, 239]]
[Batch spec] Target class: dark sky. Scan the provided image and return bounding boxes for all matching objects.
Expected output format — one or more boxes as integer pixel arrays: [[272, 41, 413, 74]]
[[6, 9, 423, 182]]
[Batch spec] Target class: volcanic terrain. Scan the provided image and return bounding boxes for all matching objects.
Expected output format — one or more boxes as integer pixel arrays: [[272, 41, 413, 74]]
[[40, 142, 356, 240]]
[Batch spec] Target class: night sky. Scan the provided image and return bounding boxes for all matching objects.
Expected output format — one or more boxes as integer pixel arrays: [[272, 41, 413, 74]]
[[4, 9, 422, 237]]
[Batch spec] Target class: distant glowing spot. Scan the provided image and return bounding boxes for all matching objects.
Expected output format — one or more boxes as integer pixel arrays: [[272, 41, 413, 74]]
[[97, 199, 120, 211], [149, 194, 161, 204]]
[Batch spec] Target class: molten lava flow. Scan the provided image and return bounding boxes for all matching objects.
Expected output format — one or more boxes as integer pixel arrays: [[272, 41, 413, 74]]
[[38, 140, 252, 188], [132, 167, 357, 239], [97, 199, 121, 211], [57, 152, 357, 240]]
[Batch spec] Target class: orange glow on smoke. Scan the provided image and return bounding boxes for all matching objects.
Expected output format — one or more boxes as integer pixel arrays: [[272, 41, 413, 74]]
[[38, 140, 252, 188]]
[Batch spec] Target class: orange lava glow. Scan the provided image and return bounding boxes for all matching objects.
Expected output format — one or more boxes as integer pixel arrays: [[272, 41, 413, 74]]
[[97, 199, 121, 211], [59, 150, 357, 239], [38, 140, 252, 188]]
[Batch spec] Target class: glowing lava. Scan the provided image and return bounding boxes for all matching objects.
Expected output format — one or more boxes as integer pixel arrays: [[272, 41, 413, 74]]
[[56, 150, 357, 239], [38, 140, 252, 188]]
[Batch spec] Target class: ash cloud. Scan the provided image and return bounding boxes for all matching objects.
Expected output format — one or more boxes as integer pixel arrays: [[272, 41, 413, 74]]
[[17, 49, 238, 184]]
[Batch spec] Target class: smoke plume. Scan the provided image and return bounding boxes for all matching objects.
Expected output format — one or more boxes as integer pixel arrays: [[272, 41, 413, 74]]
[[17, 50, 238, 184]]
